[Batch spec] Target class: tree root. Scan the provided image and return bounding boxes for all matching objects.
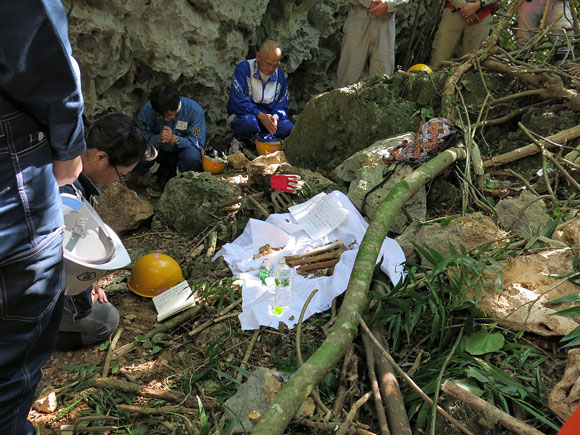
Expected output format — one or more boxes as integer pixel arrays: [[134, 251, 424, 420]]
[[441, 381, 545, 435]]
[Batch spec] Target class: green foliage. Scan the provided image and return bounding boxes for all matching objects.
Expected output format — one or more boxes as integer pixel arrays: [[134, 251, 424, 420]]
[[464, 327, 505, 355], [135, 332, 173, 354], [369, 241, 562, 432]]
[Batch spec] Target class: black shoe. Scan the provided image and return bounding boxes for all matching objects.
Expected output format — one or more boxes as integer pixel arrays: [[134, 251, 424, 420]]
[[156, 165, 175, 189]]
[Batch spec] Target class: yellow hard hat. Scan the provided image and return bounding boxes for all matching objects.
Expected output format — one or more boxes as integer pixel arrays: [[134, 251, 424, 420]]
[[202, 152, 226, 175], [408, 64, 434, 75], [128, 253, 184, 298]]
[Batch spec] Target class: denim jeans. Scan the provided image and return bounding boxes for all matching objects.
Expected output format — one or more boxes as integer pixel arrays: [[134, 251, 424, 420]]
[[0, 94, 65, 435]]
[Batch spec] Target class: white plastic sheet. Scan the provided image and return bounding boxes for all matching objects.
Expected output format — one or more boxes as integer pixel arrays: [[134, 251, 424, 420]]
[[212, 191, 406, 330]]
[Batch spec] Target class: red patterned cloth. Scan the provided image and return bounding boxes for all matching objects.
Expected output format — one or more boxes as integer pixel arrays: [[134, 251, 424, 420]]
[[382, 118, 459, 165]]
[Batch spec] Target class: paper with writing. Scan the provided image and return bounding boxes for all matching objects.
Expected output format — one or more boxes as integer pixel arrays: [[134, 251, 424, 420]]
[[288, 192, 348, 239], [152, 280, 195, 322]]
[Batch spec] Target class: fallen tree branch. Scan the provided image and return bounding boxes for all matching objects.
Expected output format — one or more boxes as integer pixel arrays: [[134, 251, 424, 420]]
[[251, 147, 467, 435], [362, 334, 390, 435], [483, 125, 580, 168], [359, 317, 473, 435], [90, 377, 200, 407], [115, 304, 204, 358], [441, 381, 545, 435], [336, 392, 372, 435], [102, 327, 123, 378], [374, 330, 412, 435]]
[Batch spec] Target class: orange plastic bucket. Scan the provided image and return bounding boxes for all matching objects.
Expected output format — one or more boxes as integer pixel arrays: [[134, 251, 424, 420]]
[[255, 138, 284, 155]]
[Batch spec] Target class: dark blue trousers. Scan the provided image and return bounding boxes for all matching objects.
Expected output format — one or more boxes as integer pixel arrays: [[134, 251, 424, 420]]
[[230, 113, 294, 141]]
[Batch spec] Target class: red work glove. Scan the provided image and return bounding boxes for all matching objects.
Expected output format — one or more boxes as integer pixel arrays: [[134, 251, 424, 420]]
[[265, 174, 304, 194]]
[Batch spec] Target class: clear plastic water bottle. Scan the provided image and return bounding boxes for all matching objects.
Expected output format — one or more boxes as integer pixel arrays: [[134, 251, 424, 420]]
[[274, 258, 292, 309], [257, 258, 272, 285]]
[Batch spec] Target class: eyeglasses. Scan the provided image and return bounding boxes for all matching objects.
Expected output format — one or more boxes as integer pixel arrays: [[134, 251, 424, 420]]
[[112, 164, 126, 182]]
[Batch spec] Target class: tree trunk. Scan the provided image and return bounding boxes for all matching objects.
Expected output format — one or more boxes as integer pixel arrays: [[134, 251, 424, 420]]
[[251, 147, 467, 435]]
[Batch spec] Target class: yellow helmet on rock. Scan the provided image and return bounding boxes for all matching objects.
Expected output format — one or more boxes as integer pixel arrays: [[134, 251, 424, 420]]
[[408, 64, 434, 75], [128, 253, 184, 298], [202, 151, 226, 175]]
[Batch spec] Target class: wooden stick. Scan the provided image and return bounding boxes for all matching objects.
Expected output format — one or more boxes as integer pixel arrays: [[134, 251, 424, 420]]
[[284, 241, 346, 262], [247, 195, 270, 219], [91, 377, 196, 406], [358, 315, 473, 435], [188, 297, 242, 336], [102, 327, 123, 378], [117, 404, 198, 415], [362, 335, 390, 435], [332, 344, 355, 418], [373, 330, 412, 435], [237, 329, 260, 382], [115, 305, 203, 358], [286, 250, 345, 267], [335, 392, 372, 435], [441, 381, 545, 435], [483, 125, 580, 168], [206, 231, 218, 258]]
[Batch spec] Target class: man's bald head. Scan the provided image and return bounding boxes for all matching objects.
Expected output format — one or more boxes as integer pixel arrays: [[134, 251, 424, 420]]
[[256, 40, 282, 77]]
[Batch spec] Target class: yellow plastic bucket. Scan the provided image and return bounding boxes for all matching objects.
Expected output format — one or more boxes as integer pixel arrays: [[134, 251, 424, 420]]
[[255, 138, 284, 155]]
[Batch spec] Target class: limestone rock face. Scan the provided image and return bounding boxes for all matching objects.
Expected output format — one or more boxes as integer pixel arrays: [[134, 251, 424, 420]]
[[414, 213, 508, 264], [95, 183, 154, 233], [335, 134, 426, 234], [496, 190, 550, 235], [284, 75, 419, 171], [153, 171, 240, 234], [63, 0, 347, 136]]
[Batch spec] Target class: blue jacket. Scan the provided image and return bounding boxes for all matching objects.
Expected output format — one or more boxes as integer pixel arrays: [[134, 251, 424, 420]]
[[138, 97, 206, 152], [227, 59, 289, 120], [0, 0, 86, 161]]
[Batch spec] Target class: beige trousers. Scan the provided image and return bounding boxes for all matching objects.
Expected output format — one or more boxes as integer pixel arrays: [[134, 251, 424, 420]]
[[430, 7, 492, 69], [337, 7, 396, 87]]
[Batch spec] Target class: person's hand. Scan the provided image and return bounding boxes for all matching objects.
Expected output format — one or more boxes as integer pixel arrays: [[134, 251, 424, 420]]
[[159, 126, 173, 143], [465, 14, 480, 24], [257, 112, 278, 135], [91, 284, 108, 304], [269, 174, 304, 194], [370, 0, 389, 16], [460, 2, 481, 19], [52, 156, 83, 187]]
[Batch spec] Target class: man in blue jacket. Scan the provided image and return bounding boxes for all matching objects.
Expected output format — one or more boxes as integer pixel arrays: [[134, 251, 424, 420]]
[[0, 1, 86, 433], [138, 83, 206, 187], [227, 40, 294, 143]]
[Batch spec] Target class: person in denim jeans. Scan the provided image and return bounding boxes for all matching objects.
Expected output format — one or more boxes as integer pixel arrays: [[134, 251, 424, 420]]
[[0, 1, 86, 433]]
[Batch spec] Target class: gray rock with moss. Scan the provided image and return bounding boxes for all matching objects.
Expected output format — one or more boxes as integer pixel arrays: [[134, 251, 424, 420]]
[[284, 75, 420, 171], [152, 171, 240, 235]]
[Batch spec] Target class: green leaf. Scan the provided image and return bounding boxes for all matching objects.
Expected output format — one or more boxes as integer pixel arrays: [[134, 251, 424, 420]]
[[465, 367, 490, 384], [99, 340, 110, 351], [151, 345, 162, 354], [135, 335, 150, 342], [550, 306, 580, 317], [198, 396, 210, 435], [545, 293, 580, 305], [465, 329, 505, 355], [449, 380, 484, 396]]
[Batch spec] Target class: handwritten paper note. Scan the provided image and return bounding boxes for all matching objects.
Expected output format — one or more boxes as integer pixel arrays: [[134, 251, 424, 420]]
[[288, 192, 348, 239]]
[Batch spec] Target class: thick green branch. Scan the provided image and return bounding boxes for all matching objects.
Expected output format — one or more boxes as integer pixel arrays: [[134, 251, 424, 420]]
[[251, 147, 467, 435]]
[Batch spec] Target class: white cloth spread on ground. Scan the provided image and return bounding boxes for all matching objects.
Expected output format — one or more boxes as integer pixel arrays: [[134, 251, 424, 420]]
[[213, 191, 406, 330]]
